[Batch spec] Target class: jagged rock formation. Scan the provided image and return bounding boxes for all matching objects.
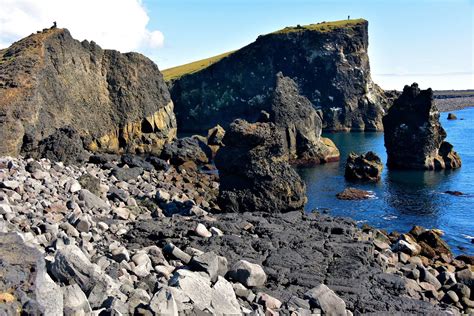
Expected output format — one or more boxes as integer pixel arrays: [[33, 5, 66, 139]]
[[214, 119, 307, 213], [345, 151, 383, 182], [167, 19, 389, 133], [383, 83, 462, 170], [0, 27, 176, 159], [265, 73, 339, 164]]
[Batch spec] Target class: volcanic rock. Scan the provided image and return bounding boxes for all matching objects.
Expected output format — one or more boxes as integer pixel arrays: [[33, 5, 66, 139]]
[[382, 83, 461, 170], [447, 113, 457, 120], [160, 137, 209, 166], [336, 187, 374, 200], [215, 119, 307, 213], [0, 27, 176, 158], [168, 19, 389, 132], [344, 151, 383, 182]]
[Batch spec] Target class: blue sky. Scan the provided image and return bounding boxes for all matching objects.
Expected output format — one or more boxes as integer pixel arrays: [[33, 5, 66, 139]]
[[143, 0, 473, 90], [0, 0, 472, 90]]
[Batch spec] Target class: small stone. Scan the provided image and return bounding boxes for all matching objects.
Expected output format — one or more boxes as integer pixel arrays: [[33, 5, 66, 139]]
[[62, 284, 92, 315], [443, 290, 459, 304], [131, 252, 153, 277], [257, 292, 282, 310], [113, 207, 130, 220], [163, 243, 191, 264], [112, 247, 130, 263], [69, 181, 81, 193], [195, 223, 212, 238], [1, 180, 20, 190], [75, 218, 91, 233], [420, 267, 442, 290], [228, 260, 267, 288], [0, 203, 12, 215], [210, 227, 224, 237]]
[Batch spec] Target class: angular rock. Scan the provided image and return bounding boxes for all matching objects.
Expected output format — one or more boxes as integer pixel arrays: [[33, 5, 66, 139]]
[[149, 288, 179, 316], [304, 284, 347, 316], [215, 119, 306, 213], [344, 151, 383, 182], [78, 189, 108, 210], [78, 173, 101, 196], [161, 137, 209, 166], [111, 167, 143, 182], [0, 233, 63, 315], [169, 269, 213, 311], [383, 83, 461, 170], [211, 276, 241, 314], [228, 260, 267, 288], [62, 284, 92, 315], [189, 251, 219, 281], [195, 223, 212, 238]]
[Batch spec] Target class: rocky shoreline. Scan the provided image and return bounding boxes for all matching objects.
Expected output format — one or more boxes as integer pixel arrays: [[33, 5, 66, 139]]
[[1, 155, 472, 315]]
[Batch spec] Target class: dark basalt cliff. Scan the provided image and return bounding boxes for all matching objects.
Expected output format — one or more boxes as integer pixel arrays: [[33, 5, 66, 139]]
[[0, 27, 176, 158], [168, 19, 389, 133]]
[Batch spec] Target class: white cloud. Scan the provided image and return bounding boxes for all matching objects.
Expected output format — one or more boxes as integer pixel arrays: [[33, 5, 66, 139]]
[[0, 0, 164, 52]]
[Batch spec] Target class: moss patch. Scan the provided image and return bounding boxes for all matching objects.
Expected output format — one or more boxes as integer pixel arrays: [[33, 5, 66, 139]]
[[162, 50, 235, 81]]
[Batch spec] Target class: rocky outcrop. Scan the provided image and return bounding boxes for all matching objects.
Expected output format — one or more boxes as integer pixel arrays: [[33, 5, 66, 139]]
[[0, 27, 176, 159], [265, 73, 340, 164], [214, 119, 307, 213], [383, 83, 462, 170], [345, 151, 383, 182], [168, 19, 389, 133]]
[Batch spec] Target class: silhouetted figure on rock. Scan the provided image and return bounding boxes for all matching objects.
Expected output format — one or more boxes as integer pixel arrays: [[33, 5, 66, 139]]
[[51, 21, 57, 29]]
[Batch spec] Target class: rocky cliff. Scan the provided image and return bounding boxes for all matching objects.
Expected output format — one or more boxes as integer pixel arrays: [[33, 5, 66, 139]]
[[167, 19, 389, 133], [383, 83, 462, 170], [0, 27, 176, 159]]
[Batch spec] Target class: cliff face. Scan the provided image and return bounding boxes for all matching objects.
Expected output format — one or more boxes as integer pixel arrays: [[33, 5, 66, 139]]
[[168, 19, 388, 133], [0, 28, 176, 158]]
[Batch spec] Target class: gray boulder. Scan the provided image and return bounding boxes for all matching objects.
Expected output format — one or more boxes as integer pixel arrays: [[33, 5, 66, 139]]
[[304, 284, 347, 316], [228, 259, 267, 288], [62, 284, 92, 315]]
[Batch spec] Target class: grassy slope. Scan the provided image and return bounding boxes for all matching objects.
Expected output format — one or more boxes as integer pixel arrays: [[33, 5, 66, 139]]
[[162, 51, 235, 81], [161, 18, 366, 81]]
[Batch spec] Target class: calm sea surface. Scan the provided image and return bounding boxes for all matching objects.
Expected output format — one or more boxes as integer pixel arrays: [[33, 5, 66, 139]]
[[297, 108, 474, 255]]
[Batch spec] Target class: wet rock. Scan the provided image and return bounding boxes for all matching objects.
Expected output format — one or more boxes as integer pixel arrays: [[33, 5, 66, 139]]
[[455, 254, 474, 265], [228, 260, 267, 288], [215, 119, 306, 213], [336, 187, 374, 200], [447, 113, 457, 120], [445, 190, 464, 196], [304, 284, 346, 316], [344, 151, 383, 182], [383, 83, 461, 170]]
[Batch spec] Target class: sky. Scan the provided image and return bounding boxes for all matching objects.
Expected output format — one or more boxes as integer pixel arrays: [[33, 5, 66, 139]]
[[0, 0, 473, 90]]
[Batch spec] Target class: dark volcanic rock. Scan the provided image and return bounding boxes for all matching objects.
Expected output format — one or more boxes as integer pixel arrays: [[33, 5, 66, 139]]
[[344, 151, 383, 182], [267, 73, 340, 164], [33, 127, 90, 165], [383, 83, 461, 170], [0, 27, 176, 159], [123, 211, 443, 314], [169, 19, 389, 133], [447, 113, 457, 120], [160, 137, 209, 166], [215, 119, 307, 213]]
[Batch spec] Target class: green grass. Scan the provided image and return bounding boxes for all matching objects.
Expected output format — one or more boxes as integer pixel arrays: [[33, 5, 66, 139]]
[[162, 50, 236, 81], [273, 18, 366, 34]]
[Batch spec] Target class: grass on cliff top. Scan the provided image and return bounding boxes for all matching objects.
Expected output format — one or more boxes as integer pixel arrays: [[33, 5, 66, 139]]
[[162, 50, 236, 81], [273, 18, 366, 34]]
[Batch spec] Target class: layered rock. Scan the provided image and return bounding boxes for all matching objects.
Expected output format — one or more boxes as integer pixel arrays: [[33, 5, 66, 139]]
[[168, 19, 389, 133], [265, 73, 340, 164], [345, 151, 383, 182], [383, 83, 461, 170], [214, 119, 307, 213], [0, 27, 176, 159]]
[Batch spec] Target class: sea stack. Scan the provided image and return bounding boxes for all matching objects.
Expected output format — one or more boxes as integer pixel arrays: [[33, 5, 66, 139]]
[[214, 119, 307, 213], [382, 83, 461, 170]]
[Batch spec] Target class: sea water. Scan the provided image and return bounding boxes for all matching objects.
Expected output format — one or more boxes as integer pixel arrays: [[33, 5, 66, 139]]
[[298, 108, 474, 255]]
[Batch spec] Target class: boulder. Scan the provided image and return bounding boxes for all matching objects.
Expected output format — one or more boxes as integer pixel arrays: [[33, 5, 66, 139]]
[[336, 187, 374, 200], [228, 260, 267, 288], [447, 113, 457, 120], [0, 233, 63, 315], [344, 151, 383, 182], [265, 72, 340, 164], [161, 137, 209, 166], [0, 27, 176, 159], [417, 230, 451, 258], [304, 284, 347, 316], [62, 284, 92, 315], [383, 83, 461, 170], [215, 119, 307, 213]]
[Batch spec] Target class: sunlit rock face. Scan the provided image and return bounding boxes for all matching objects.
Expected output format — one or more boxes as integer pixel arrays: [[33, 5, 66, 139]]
[[0, 27, 176, 159], [383, 83, 461, 170], [169, 19, 389, 133]]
